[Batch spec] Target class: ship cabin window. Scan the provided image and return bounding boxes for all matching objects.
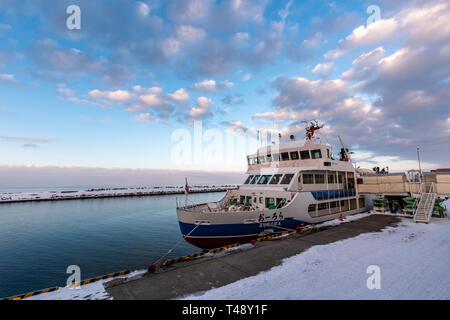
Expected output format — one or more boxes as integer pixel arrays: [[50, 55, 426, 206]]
[[308, 204, 316, 212], [258, 175, 272, 185], [258, 155, 266, 164], [280, 174, 294, 185], [269, 174, 283, 184], [330, 201, 338, 208], [328, 174, 335, 184], [281, 152, 290, 161], [290, 151, 299, 160], [318, 203, 329, 211], [300, 150, 310, 160], [357, 178, 364, 184], [303, 174, 314, 184], [250, 175, 261, 184], [311, 149, 322, 159], [276, 198, 286, 208], [272, 153, 280, 162], [265, 197, 275, 209], [259, 197, 263, 204], [327, 149, 330, 159], [245, 196, 252, 205], [338, 174, 343, 184], [315, 174, 325, 184], [240, 196, 245, 204], [253, 157, 259, 165], [244, 175, 254, 184], [266, 154, 272, 162]]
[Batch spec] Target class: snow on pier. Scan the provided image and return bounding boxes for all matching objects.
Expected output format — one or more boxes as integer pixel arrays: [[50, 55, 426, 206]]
[[0, 185, 236, 203]]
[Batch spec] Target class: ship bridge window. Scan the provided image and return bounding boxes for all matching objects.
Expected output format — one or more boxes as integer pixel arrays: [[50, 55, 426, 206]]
[[258, 175, 272, 185], [269, 174, 283, 184], [244, 175, 254, 184], [280, 174, 294, 184], [290, 151, 299, 160], [281, 152, 290, 161], [250, 175, 261, 184], [300, 150, 310, 160], [272, 153, 280, 161], [258, 155, 266, 164], [303, 173, 314, 184], [311, 149, 322, 159]]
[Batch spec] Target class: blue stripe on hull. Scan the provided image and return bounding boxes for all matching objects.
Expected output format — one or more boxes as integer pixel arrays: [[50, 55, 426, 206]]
[[179, 219, 306, 237]]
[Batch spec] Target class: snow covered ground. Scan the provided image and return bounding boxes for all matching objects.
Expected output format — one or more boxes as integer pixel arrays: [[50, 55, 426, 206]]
[[25, 270, 146, 300], [0, 185, 236, 203], [183, 215, 450, 300]]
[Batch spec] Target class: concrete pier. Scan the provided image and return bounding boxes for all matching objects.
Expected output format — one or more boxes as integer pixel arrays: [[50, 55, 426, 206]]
[[106, 214, 401, 300]]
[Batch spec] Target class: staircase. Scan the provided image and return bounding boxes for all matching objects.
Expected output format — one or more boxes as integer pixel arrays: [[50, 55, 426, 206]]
[[414, 183, 437, 223]]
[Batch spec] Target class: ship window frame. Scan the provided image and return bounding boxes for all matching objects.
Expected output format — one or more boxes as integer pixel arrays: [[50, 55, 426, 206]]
[[257, 175, 272, 185], [300, 150, 310, 160], [328, 174, 335, 184], [258, 155, 266, 164], [281, 152, 290, 161], [280, 174, 294, 185], [290, 151, 299, 160], [303, 173, 314, 184], [244, 175, 254, 184], [308, 204, 316, 212], [318, 202, 329, 211], [265, 197, 275, 209], [250, 175, 261, 184], [311, 149, 322, 159], [315, 174, 325, 184], [269, 174, 283, 184]]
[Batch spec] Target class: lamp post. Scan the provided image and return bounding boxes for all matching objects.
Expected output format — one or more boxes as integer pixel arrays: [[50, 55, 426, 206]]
[[417, 145, 422, 182]]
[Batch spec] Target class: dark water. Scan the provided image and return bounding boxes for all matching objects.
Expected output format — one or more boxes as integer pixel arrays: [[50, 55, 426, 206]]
[[0, 192, 225, 298]]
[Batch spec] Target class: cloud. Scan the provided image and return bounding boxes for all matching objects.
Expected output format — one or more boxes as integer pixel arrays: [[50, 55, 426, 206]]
[[0, 136, 52, 143], [187, 96, 214, 121], [312, 62, 335, 77], [0, 73, 15, 82], [324, 18, 399, 59], [194, 79, 233, 93], [167, 88, 190, 102], [88, 89, 132, 102]]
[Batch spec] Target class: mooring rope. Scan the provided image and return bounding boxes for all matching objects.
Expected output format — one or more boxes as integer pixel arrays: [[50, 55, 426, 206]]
[[152, 223, 201, 271]]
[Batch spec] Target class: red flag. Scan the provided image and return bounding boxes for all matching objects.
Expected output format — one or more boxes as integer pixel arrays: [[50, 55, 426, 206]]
[[185, 177, 190, 195]]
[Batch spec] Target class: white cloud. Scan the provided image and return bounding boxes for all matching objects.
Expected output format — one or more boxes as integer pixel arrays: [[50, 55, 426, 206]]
[[175, 25, 206, 43], [167, 88, 190, 102], [0, 73, 15, 82], [312, 62, 335, 77], [194, 79, 233, 93], [88, 89, 132, 101]]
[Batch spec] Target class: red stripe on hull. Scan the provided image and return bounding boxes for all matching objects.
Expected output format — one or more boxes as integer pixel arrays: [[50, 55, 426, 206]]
[[185, 235, 258, 249]]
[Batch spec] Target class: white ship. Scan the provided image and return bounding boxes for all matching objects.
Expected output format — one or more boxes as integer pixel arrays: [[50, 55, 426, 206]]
[[177, 121, 368, 249]]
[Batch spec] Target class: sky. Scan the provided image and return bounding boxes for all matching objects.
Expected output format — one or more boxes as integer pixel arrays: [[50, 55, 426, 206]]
[[0, 0, 449, 187]]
